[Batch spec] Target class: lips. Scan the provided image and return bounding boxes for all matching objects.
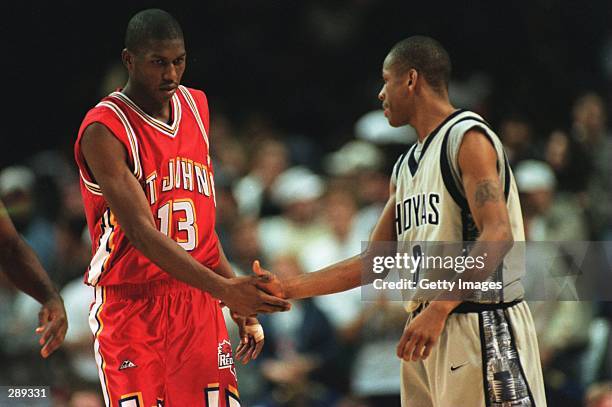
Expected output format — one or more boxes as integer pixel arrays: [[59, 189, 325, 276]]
[[160, 84, 178, 92]]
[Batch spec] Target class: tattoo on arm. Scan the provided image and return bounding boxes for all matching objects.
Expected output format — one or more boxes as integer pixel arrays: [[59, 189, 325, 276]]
[[474, 180, 501, 207]]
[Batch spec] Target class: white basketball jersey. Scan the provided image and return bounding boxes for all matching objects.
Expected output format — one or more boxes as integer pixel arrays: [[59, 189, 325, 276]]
[[391, 109, 525, 302]]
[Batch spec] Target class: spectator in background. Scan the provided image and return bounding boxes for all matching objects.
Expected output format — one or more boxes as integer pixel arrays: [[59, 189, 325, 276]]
[[214, 183, 240, 257], [515, 160, 588, 242], [323, 140, 389, 236], [499, 114, 541, 166], [545, 129, 591, 194], [234, 139, 289, 218], [298, 186, 364, 333], [60, 277, 100, 406], [584, 382, 612, 407], [51, 216, 89, 287], [230, 217, 267, 276], [570, 92, 612, 240], [255, 255, 341, 407], [257, 166, 327, 261], [515, 160, 595, 406], [348, 296, 405, 406], [0, 166, 56, 270], [210, 113, 248, 183]]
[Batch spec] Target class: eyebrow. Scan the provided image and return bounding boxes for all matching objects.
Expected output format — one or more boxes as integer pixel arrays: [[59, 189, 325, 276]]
[[150, 52, 187, 59]]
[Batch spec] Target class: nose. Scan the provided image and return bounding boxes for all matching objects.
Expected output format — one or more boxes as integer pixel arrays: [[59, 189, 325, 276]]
[[378, 85, 385, 102], [163, 63, 178, 83]]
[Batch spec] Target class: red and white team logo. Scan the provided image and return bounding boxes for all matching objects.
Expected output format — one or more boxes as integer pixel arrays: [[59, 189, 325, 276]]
[[218, 340, 236, 379]]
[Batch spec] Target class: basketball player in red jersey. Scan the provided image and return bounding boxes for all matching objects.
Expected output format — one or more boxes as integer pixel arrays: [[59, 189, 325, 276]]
[[74, 9, 289, 407], [0, 199, 67, 358]]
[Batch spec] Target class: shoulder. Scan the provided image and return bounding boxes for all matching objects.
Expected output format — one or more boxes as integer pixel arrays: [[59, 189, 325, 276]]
[[446, 112, 500, 162], [179, 86, 209, 108], [79, 99, 129, 133], [447, 112, 493, 142]]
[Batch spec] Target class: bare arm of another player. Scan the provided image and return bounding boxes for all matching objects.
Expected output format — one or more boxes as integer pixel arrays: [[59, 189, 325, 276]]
[[80, 123, 290, 316], [255, 187, 397, 299], [398, 129, 514, 362], [0, 200, 67, 358]]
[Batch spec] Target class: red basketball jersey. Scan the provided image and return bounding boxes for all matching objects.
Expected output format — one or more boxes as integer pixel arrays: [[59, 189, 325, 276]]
[[75, 86, 220, 286]]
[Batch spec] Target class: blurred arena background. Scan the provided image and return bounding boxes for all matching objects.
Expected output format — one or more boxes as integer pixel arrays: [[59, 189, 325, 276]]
[[1, 1, 611, 406]]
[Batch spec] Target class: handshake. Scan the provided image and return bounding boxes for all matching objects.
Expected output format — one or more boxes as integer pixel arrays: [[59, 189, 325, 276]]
[[220, 260, 290, 318]]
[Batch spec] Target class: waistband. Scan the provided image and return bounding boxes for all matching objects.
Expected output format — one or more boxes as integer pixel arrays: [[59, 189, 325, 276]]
[[410, 299, 523, 316], [100, 279, 202, 300], [452, 299, 523, 313]]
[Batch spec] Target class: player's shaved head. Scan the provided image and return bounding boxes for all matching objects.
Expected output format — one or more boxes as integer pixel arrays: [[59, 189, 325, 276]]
[[125, 9, 184, 54], [386, 36, 451, 95]]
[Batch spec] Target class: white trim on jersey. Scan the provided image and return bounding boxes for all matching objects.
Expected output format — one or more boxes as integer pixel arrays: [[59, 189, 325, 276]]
[[87, 209, 115, 286], [110, 91, 182, 138], [89, 286, 111, 407], [96, 101, 143, 181], [80, 170, 103, 196], [178, 85, 210, 150]]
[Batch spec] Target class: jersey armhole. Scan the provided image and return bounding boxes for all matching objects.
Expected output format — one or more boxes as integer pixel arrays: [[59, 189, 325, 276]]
[[178, 86, 210, 149], [441, 122, 511, 211], [76, 118, 142, 195]]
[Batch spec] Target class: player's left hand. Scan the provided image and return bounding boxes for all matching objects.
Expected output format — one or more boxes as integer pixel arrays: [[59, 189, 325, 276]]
[[231, 312, 264, 364], [396, 304, 449, 362], [36, 295, 68, 358]]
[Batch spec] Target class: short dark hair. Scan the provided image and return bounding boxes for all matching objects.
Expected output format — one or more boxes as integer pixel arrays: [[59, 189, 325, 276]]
[[125, 9, 183, 54], [387, 36, 451, 93]]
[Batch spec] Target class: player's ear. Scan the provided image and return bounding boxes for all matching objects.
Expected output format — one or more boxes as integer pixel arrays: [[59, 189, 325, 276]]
[[406, 69, 418, 91], [121, 48, 133, 70]]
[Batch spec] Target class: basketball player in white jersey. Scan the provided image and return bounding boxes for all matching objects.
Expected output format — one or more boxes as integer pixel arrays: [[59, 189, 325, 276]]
[[254, 36, 546, 406]]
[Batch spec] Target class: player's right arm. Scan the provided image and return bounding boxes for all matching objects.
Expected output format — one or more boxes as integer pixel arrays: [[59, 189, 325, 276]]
[[80, 123, 290, 316], [255, 189, 397, 299]]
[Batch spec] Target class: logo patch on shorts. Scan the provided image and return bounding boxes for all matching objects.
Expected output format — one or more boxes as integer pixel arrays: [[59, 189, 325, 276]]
[[218, 339, 236, 379], [450, 362, 468, 372], [119, 359, 137, 370]]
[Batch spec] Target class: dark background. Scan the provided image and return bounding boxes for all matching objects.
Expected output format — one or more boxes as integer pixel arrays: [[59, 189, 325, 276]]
[[5, 0, 611, 167]]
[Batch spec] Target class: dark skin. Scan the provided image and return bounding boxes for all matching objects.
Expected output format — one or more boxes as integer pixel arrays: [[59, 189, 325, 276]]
[[0, 200, 67, 358], [216, 238, 265, 362], [80, 38, 290, 322], [255, 52, 514, 363], [121, 38, 185, 121]]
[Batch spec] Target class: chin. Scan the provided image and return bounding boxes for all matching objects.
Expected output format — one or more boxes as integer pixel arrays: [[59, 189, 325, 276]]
[[388, 117, 401, 128]]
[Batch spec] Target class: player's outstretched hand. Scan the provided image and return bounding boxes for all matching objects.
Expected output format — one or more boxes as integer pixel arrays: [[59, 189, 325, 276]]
[[252, 260, 286, 299], [35, 295, 68, 358], [221, 275, 291, 317], [396, 304, 448, 362], [231, 312, 265, 364]]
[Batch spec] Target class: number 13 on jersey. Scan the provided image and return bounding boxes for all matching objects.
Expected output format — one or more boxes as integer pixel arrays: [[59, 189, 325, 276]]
[[157, 199, 198, 251]]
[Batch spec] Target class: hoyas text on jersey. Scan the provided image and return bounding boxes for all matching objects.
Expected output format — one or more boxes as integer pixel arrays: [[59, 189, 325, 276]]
[[395, 193, 440, 235]]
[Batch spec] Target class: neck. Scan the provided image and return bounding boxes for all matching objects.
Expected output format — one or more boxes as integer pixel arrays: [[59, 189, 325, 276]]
[[122, 81, 171, 121], [411, 96, 456, 142]]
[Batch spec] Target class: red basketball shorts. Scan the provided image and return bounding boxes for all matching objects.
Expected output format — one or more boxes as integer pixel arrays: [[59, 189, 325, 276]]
[[88, 279, 240, 407]]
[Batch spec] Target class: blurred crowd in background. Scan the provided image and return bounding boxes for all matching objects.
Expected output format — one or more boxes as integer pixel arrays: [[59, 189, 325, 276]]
[[3, 1, 612, 406]]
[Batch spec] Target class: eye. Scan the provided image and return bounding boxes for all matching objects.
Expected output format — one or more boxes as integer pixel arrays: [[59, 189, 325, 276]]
[[152, 59, 165, 65]]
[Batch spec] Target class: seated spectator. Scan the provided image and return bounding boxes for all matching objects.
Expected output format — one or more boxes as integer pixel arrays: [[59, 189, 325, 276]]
[[255, 255, 341, 407]]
